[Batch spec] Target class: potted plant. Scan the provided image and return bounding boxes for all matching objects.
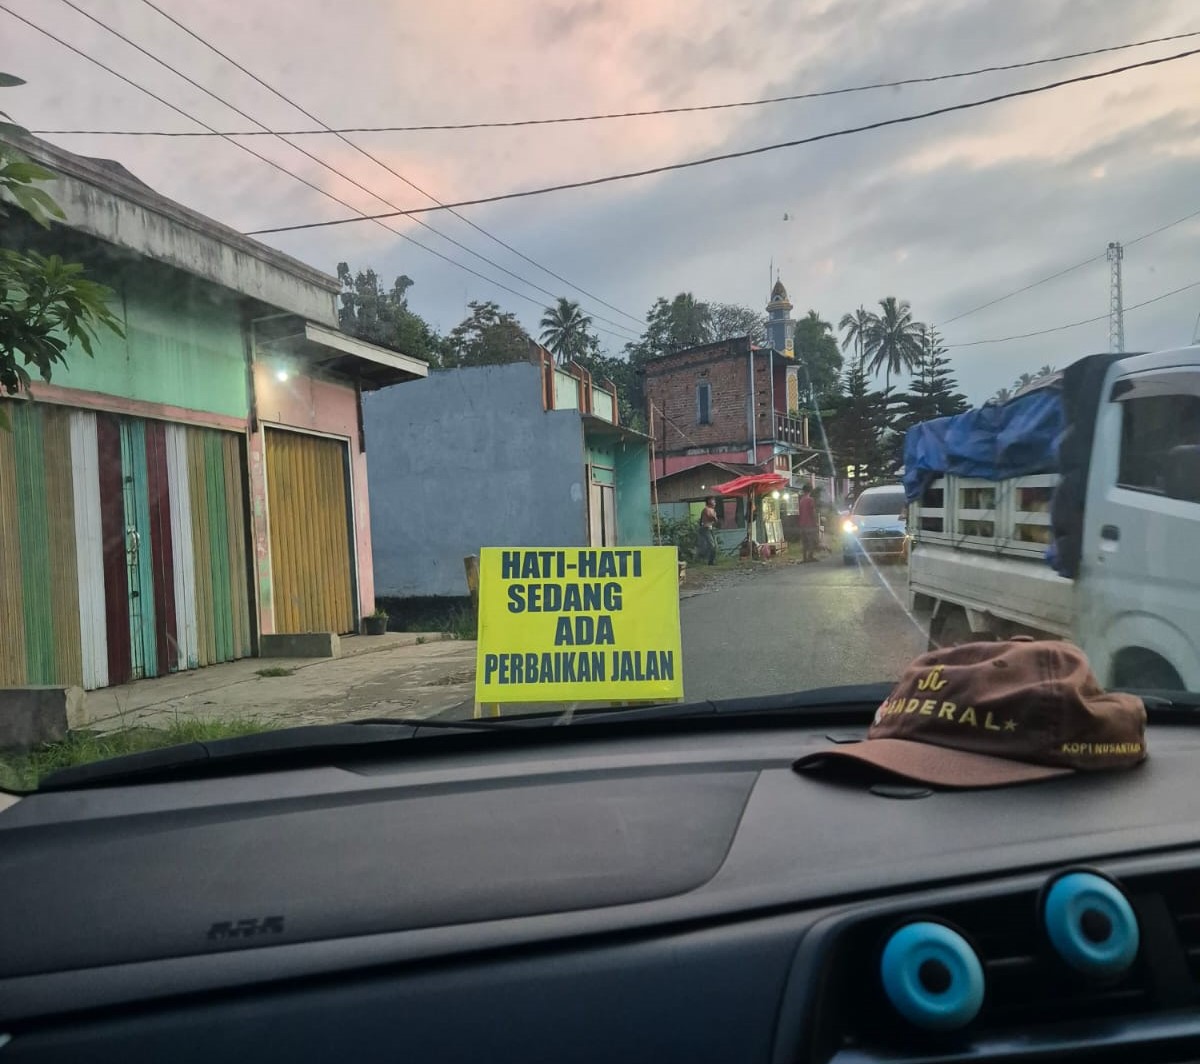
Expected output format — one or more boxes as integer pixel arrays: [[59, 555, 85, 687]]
[[363, 608, 389, 636]]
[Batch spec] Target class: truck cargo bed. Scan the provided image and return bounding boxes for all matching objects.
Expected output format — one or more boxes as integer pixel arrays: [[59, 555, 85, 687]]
[[909, 542, 1073, 635], [908, 474, 1074, 637]]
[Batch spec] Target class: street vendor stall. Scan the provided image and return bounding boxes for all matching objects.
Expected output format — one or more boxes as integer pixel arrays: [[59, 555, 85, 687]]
[[714, 472, 789, 558]]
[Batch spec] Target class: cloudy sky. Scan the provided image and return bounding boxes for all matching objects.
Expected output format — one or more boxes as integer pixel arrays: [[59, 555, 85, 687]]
[[5, 0, 1200, 402]]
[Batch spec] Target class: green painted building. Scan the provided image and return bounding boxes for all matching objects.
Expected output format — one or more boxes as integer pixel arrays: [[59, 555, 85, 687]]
[[1, 133, 426, 700]]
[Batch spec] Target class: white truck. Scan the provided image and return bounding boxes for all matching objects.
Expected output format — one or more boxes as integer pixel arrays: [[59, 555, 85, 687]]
[[908, 345, 1200, 691]]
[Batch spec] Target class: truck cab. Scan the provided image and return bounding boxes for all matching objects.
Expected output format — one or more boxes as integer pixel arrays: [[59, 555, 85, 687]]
[[1075, 346, 1200, 689]]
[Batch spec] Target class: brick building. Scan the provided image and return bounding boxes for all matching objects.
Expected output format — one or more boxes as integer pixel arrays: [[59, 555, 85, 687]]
[[644, 337, 806, 481], [642, 279, 824, 550], [642, 280, 811, 484]]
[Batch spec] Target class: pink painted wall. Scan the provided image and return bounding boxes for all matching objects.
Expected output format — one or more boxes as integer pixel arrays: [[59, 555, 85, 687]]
[[250, 364, 374, 634]]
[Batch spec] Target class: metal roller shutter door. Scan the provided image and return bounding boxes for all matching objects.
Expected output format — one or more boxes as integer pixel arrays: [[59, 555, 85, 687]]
[[264, 428, 355, 635]]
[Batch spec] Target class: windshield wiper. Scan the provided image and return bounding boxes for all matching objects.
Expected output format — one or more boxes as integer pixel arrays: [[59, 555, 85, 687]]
[[1120, 689, 1200, 718], [35, 719, 515, 792], [354, 684, 895, 730], [33, 683, 895, 792]]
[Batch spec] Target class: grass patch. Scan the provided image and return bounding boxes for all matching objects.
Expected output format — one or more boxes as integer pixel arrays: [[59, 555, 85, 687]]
[[255, 666, 295, 678], [443, 604, 478, 641], [415, 636, 427, 645], [0, 717, 275, 792], [375, 596, 477, 641]]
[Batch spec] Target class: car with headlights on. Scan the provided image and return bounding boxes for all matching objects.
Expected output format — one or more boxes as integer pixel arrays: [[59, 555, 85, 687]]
[[841, 483, 909, 564]]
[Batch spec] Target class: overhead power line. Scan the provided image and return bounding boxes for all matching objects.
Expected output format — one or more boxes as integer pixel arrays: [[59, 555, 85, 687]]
[[131, 0, 643, 329], [45, 0, 639, 340], [943, 278, 1200, 348], [1124, 203, 1200, 248], [2, 2, 638, 343], [242, 46, 1200, 236], [939, 203, 1200, 327], [31, 28, 1200, 137], [938, 254, 1108, 326]]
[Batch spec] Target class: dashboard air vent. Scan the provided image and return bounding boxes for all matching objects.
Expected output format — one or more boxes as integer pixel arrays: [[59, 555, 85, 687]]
[[1160, 870, 1200, 982], [830, 889, 1151, 1055], [965, 892, 1148, 1026]]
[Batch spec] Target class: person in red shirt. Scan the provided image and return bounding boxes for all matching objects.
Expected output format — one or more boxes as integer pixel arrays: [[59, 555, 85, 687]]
[[797, 483, 819, 562]]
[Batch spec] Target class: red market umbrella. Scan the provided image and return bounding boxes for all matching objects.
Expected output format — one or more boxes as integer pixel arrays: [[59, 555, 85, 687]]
[[713, 472, 789, 496]]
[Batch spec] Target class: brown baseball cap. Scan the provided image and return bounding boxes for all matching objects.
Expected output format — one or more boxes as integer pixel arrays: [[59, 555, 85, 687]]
[[794, 638, 1147, 789]]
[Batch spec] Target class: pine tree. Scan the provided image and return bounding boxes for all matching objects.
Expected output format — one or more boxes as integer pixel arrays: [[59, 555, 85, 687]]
[[885, 329, 969, 469], [824, 360, 891, 489], [923, 330, 969, 418]]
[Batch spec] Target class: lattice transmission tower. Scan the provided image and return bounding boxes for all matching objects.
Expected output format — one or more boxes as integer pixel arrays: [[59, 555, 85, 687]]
[[1107, 241, 1125, 353]]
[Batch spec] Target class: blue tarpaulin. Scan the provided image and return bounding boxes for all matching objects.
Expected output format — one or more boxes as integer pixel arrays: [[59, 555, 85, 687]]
[[902, 387, 1065, 502]]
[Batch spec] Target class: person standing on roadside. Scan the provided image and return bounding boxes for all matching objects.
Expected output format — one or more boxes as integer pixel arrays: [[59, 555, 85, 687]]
[[797, 483, 819, 562], [698, 496, 719, 566]]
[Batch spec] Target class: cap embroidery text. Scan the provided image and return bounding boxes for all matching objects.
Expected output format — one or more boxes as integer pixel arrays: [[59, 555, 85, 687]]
[[877, 696, 1019, 733]]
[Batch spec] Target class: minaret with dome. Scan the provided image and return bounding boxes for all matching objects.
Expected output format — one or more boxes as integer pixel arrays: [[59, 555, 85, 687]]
[[765, 276, 795, 358], [766, 274, 802, 414]]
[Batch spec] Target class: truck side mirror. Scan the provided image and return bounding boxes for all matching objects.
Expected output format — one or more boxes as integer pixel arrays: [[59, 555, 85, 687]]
[[1165, 445, 1200, 503]]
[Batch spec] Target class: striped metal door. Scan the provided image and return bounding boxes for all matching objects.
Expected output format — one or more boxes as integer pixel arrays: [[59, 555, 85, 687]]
[[96, 413, 133, 685], [0, 402, 84, 688], [0, 402, 22, 687], [184, 425, 253, 667], [70, 410, 109, 690], [265, 428, 356, 634], [119, 419, 158, 679], [99, 415, 253, 681], [143, 421, 178, 677], [0, 403, 252, 691], [164, 423, 199, 671]]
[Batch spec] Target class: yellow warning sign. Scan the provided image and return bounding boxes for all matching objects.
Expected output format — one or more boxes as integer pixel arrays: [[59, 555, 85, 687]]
[[475, 546, 684, 703]]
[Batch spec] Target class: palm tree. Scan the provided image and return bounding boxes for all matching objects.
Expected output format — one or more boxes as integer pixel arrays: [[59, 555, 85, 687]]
[[863, 297, 925, 393], [838, 305, 872, 371], [991, 386, 1013, 404], [804, 309, 833, 334], [1036, 364, 1056, 379], [1014, 371, 1037, 391], [538, 298, 593, 365]]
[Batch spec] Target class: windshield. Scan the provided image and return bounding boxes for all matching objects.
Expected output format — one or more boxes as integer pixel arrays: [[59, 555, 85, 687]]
[[2, 3, 1199, 790], [853, 491, 907, 517]]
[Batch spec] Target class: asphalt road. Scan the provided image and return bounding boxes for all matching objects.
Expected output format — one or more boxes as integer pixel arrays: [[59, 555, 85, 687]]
[[679, 555, 929, 702]]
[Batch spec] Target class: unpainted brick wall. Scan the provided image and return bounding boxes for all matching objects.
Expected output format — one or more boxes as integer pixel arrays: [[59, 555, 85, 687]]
[[644, 341, 775, 454]]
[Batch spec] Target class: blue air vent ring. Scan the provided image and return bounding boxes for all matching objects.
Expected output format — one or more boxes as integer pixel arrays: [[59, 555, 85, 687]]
[[1042, 871, 1139, 978], [880, 921, 985, 1031]]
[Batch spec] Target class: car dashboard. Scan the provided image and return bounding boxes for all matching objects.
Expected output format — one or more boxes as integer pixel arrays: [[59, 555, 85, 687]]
[[4, 710, 1200, 1063]]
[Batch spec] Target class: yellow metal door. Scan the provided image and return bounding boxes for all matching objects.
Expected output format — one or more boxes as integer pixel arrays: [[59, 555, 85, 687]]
[[265, 428, 356, 634]]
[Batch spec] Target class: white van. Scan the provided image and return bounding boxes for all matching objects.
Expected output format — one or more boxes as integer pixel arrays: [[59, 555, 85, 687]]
[[842, 484, 909, 565]]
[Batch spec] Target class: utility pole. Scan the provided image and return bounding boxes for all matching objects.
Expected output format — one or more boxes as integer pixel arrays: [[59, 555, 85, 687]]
[[1107, 241, 1125, 353]]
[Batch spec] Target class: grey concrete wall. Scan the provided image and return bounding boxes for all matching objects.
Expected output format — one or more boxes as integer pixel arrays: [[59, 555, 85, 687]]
[[364, 362, 588, 597], [0, 687, 82, 751], [6, 133, 339, 326]]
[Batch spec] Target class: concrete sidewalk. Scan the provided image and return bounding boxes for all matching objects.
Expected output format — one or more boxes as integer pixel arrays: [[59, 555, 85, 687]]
[[81, 633, 478, 732]]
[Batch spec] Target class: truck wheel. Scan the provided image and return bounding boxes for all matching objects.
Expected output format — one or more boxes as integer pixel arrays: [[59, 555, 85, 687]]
[[931, 608, 972, 650], [1111, 648, 1185, 692]]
